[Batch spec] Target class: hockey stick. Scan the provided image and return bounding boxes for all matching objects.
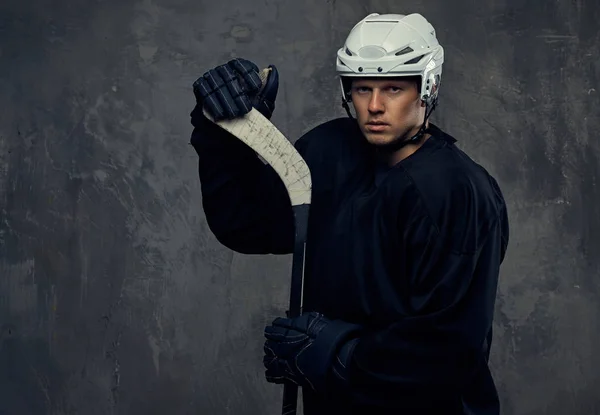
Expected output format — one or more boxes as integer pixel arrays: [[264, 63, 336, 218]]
[[203, 79, 312, 415]]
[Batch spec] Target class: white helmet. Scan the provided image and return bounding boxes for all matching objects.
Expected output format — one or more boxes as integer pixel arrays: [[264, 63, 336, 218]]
[[336, 13, 444, 108]]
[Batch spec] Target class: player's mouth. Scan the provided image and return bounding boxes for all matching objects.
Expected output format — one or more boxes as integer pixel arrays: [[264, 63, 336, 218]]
[[366, 121, 389, 132]]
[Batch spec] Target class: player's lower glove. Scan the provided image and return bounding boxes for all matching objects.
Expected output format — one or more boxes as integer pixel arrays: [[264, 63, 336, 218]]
[[263, 311, 361, 394], [191, 57, 279, 122]]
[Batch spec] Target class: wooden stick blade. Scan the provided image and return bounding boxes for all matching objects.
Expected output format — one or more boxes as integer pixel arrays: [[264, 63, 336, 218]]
[[203, 108, 312, 207]]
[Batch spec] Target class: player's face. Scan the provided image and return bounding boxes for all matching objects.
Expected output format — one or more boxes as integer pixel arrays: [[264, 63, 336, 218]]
[[350, 77, 425, 148]]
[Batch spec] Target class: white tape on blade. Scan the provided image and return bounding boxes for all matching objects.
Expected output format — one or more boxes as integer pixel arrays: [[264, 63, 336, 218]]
[[204, 108, 312, 206]]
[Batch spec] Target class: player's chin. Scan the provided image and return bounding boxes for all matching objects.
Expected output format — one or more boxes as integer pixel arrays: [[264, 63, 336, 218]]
[[362, 131, 396, 146]]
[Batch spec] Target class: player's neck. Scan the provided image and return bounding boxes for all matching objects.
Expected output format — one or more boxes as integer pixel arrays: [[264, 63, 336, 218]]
[[380, 121, 431, 166], [384, 134, 430, 166]]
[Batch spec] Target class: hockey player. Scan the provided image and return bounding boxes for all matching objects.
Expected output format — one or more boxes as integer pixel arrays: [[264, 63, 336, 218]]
[[189, 12, 509, 415]]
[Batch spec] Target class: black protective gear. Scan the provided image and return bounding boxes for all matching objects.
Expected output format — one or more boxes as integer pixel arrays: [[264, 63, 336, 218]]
[[263, 311, 361, 394], [192, 58, 279, 121]]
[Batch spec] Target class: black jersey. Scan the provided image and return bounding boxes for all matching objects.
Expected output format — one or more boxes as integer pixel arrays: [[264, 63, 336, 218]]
[[190, 113, 509, 415]]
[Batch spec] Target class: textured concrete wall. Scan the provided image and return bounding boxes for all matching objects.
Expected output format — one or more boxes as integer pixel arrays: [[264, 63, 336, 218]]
[[1, 0, 599, 414]]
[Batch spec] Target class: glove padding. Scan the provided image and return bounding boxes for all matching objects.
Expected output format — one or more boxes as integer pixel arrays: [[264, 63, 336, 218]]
[[263, 311, 361, 394], [192, 57, 279, 121]]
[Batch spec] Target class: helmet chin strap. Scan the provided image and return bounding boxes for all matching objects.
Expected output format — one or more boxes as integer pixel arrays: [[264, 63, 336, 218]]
[[342, 98, 354, 119], [403, 98, 438, 142], [342, 97, 438, 152]]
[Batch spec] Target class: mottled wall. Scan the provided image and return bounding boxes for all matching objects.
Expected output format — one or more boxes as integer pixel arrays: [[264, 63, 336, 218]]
[[1, 0, 599, 414]]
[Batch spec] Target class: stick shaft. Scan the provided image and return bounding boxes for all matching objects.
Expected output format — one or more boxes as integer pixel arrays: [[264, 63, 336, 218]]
[[281, 203, 310, 415]]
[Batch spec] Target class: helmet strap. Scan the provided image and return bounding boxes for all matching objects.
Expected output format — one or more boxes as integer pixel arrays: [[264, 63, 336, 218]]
[[406, 98, 437, 143], [342, 96, 354, 119]]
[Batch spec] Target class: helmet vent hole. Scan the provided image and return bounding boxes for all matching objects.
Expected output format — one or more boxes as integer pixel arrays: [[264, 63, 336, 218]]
[[395, 47, 414, 56], [405, 55, 424, 64]]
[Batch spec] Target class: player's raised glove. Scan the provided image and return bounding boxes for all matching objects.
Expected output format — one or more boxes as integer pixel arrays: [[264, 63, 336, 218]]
[[192, 57, 279, 121]]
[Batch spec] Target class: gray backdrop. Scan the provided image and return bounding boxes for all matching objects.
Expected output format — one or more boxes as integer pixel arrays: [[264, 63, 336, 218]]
[[1, 0, 599, 414]]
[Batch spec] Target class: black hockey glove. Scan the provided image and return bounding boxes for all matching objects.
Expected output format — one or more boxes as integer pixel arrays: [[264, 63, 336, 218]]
[[192, 58, 279, 122], [263, 311, 361, 394]]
